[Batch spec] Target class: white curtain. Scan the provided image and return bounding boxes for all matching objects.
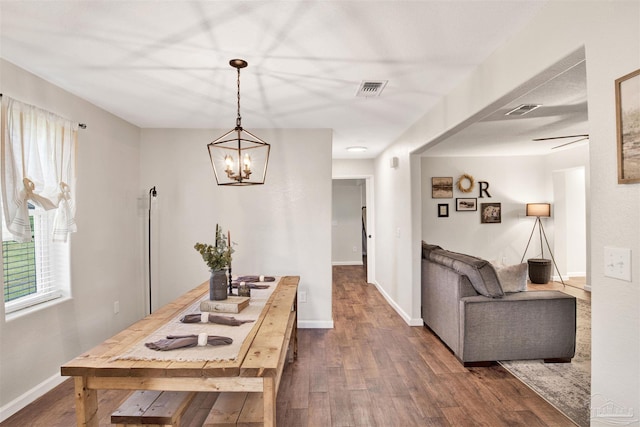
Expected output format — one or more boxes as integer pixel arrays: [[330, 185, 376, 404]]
[[1, 96, 78, 243]]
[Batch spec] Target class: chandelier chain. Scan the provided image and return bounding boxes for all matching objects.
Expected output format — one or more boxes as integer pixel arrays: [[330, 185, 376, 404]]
[[236, 66, 242, 128]]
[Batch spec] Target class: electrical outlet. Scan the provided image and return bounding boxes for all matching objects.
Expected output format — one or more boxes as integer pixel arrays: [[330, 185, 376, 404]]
[[299, 291, 307, 303], [114, 301, 120, 314]]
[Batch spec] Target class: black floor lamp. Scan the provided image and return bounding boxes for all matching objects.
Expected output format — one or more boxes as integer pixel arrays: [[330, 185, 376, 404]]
[[520, 203, 565, 286], [148, 186, 157, 314]]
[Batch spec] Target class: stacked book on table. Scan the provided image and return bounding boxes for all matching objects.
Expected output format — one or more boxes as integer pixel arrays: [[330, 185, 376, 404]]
[[200, 296, 250, 314]]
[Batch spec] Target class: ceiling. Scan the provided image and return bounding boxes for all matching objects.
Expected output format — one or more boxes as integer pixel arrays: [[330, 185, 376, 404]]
[[421, 55, 589, 157], [0, 1, 588, 160]]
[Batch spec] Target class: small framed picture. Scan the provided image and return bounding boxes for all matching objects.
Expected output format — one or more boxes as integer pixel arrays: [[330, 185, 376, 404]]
[[480, 202, 501, 223], [615, 68, 640, 184], [456, 198, 477, 211], [437, 203, 449, 218], [432, 177, 453, 198]]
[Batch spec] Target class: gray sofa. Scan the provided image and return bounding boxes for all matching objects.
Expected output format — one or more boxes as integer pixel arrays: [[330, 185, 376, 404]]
[[421, 243, 576, 366]]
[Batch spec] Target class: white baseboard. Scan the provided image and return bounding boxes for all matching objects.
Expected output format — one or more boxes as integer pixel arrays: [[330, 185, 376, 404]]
[[371, 280, 423, 326], [331, 261, 363, 266], [298, 320, 334, 329], [0, 372, 66, 423]]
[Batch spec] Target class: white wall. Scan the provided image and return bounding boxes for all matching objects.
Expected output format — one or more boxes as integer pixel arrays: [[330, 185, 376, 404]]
[[553, 166, 587, 277], [332, 158, 374, 177], [421, 144, 589, 276], [332, 180, 364, 265], [139, 128, 333, 328], [373, 2, 639, 422], [565, 168, 586, 276], [0, 59, 143, 419], [372, 144, 419, 325], [549, 142, 590, 282], [421, 155, 552, 265]]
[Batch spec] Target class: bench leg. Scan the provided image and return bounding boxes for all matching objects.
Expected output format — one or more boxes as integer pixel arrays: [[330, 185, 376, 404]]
[[263, 377, 276, 427], [73, 376, 98, 427]]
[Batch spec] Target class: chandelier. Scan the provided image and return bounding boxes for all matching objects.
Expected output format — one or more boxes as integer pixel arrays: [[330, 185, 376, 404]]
[[207, 59, 270, 186]]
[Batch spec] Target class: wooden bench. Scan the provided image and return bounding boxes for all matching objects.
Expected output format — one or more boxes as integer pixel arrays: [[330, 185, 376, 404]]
[[111, 390, 196, 427], [203, 280, 298, 426]]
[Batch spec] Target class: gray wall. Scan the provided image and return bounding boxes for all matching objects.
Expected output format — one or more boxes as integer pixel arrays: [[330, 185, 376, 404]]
[[0, 62, 334, 420], [332, 179, 365, 265], [139, 128, 333, 327], [0, 59, 144, 417]]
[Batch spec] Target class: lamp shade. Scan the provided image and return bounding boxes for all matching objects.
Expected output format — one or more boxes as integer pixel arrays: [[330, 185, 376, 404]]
[[526, 203, 551, 217]]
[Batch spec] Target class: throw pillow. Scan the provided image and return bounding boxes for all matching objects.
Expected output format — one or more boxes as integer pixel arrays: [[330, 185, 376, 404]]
[[495, 263, 528, 292]]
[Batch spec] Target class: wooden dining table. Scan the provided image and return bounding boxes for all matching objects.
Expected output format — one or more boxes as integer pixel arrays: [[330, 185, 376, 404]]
[[60, 275, 299, 427]]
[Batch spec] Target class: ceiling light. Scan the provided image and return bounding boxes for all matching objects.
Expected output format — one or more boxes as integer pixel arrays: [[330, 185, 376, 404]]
[[346, 146, 368, 152], [207, 59, 270, 186]]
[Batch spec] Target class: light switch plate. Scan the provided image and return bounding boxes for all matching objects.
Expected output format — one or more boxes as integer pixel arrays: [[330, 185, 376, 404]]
[[604, 246, 631, 281]]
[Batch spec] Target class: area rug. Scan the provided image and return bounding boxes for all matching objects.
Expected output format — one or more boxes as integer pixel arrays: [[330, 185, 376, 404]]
[[500, 298, 591, 427]]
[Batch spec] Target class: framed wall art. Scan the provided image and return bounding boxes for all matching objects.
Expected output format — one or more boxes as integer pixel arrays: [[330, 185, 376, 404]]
[[456, 198, 477, 211], [480, 202, 501, 223], [615, 68, 640, 184], [432, 177, 453, 198], [437, 203, 449, 218]]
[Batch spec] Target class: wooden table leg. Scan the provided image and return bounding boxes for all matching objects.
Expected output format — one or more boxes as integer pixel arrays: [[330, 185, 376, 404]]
[[73, 376, 98, 427], [263, 377, 276, 427], [293, 313, 298, 360]]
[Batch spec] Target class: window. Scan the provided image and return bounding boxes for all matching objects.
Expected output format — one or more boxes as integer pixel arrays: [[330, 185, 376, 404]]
[[1, 96, 77, 315], [2, 205, 70, 314]]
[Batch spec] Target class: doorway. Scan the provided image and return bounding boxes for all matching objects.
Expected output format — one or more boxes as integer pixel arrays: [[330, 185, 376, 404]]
[[553, 166, 588, 290], [331, 177, 375, 283]]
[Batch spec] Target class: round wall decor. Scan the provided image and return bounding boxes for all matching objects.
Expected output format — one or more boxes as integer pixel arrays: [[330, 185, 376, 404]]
[[457, 173, 475, 193]]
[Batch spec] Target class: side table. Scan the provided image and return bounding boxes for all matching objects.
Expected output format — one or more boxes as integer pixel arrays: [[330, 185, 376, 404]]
[[527, 258, 552, 284]]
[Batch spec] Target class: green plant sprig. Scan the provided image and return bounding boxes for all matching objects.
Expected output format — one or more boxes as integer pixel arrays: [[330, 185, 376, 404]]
[[194, 227, 234, 271]]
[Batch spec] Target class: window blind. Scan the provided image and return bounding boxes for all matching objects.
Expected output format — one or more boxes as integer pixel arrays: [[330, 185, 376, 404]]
[[3, 208, 67, 314]]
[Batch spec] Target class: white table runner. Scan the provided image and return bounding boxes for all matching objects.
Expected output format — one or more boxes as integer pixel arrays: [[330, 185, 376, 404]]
[[111, 279, 278, 362]]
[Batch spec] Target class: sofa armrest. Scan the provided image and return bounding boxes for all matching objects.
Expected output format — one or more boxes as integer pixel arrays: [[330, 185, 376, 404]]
[[458, 291, 576, 363], [422, 259, 477, 355]]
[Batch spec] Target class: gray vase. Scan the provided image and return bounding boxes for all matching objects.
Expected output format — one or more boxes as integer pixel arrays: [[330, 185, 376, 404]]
[[209, 269, 228, 300]]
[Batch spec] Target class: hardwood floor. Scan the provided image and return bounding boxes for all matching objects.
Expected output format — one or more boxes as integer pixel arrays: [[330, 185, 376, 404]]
[[1, 266, 576, 426], [531, 276, 591, 302]]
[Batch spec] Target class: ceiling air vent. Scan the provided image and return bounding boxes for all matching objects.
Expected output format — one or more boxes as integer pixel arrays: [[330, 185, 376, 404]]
[[356, 80, 388, 97], [505, 104, 542, 116]]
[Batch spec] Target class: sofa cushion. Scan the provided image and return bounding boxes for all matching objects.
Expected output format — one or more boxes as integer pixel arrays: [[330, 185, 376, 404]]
[[429, 249, 504, 298], [495, 263, 528, 292], [421, 242, 442, 259]]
